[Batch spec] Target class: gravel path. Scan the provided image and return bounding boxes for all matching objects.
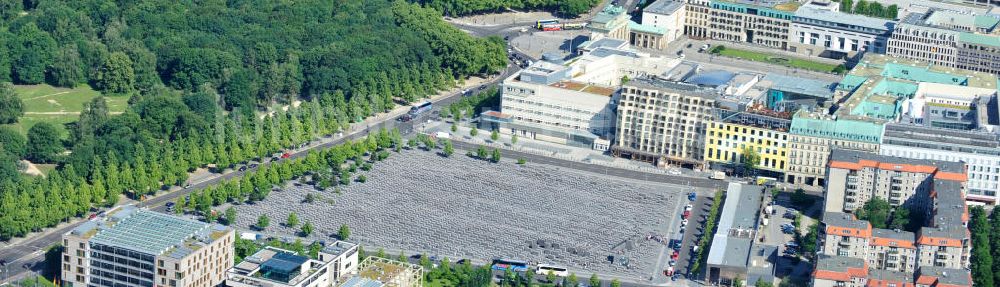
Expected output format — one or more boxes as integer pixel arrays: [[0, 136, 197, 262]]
[[235, 149, 684, 278]]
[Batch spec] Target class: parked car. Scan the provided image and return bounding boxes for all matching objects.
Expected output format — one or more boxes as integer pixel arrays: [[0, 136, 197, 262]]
[[684, 204, 693, 211], [687, 192, 697, 201], [682, 210, 691, 219]]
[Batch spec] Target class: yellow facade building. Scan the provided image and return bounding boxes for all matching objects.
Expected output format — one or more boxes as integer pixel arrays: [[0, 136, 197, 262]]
[[704, 110, 792, 176]]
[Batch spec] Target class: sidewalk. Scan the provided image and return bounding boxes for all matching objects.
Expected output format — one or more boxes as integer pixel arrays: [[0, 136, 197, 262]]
[[423, 121, 712, 179]]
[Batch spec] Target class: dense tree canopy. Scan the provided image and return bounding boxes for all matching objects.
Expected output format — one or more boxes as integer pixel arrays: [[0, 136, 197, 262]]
[[0, 82, 23, 124], [0, 0, 506, 240], [413, 0, 601, 16], [25, 122, 62, 163]]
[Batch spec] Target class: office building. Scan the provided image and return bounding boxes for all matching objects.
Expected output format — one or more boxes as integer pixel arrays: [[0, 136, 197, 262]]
[[62, 206, 235, 287], [614, 77, 718, 168], [759, 73, 836, 113], [880, 123, 1000, 205], [642, 0, 687, 44], [785, 111, 884, 186], [704, 109, 791, 177], [898, 82, 1000, 131], [706, 0, 800, 49], [887, 9, 1000, 75], [684, 0, 712, 38], [789, 6, 895, 58], [705, 183, 775, 286], [491, 47, 679, 150], [788, 6, 895, 59], [225, 242, 359, 287], [835, 53, 998, 126]]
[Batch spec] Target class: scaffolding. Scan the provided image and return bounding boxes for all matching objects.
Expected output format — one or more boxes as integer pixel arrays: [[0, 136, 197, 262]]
[[357, 257, 424, 287]]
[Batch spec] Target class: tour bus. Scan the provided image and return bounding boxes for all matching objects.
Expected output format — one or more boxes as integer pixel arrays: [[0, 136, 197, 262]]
[[491, 259, 529, 272], [409, 101, 433, 116], [541, 23, 562, 31], [535, 19, 559, 29], [535, 264, 569, 277], [561, 22, 587, 30]]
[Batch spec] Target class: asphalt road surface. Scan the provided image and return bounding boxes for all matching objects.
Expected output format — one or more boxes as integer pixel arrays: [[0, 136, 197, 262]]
[[450, 140, 728, 191]]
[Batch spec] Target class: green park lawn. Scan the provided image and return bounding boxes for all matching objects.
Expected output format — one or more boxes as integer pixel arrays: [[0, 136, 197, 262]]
[[711, 46, 845, 74], [4, 84, 128, 136]]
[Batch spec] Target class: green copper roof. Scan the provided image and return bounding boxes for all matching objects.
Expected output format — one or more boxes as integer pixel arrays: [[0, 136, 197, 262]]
[[790, 115, 884, 143], [868, 79, 917, 98], [629, 21, 666, 34], [974, 15, 1000, 30], [881, 63, 968, 86], [851, 95, 900, 120], [959, 32, 1000, 48], [837, 75, 869, 92]]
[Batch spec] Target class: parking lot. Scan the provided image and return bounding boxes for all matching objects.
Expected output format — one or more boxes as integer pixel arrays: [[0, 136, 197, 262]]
[[234, 149, 703, 279]]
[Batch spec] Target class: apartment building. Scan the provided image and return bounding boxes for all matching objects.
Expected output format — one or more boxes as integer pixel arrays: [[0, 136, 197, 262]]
[[813, 254, 972, 287], [821, 212, 872, 259], [887, 9, 1000, 74], [821, 150, 971, 271], [704, 109, 791, 176], [226, 242, 359, 287], [62, 206, 235, 287], [816, 174, 972, 285], [812, 255, 869, 287], [785, 112, 884, 187], [869, 229, 918, 273], [614, 77, 718, 168], [707, 0, 799, 49], [788, 6, 895, 59], [880, 123, 1000, 205]]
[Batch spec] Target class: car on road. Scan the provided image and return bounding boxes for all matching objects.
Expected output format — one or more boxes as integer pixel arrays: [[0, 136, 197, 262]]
[[281, 153, 291, 159], [669, 169, 682, 175], [783, 210, 797, 219]]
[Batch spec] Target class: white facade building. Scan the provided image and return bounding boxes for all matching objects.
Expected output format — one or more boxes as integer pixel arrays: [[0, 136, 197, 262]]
[[226, 242, 359, 287], [642, 0, 687, 43], [490, 47, 679, 149], [788, 6, 895, 58], [879, 123, 1000, 205]]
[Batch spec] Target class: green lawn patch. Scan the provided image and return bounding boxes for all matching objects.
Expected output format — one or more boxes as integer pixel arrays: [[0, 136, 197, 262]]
[[711, 46, 845, 74], [5, 84, 128, 137]]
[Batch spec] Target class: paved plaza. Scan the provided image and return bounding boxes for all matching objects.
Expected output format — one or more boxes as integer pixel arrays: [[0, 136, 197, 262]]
[[235, 149, 691, 278]]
